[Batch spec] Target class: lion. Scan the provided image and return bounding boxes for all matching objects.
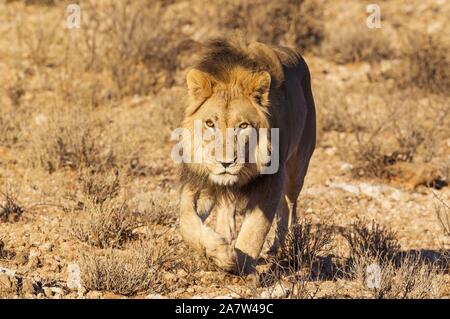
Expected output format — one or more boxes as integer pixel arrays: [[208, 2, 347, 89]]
[[177, 38, 316, 273]]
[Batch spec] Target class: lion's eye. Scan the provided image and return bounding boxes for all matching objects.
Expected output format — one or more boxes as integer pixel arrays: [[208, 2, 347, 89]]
[[239, 123, 249, 129], [205, 120, 215, 128]]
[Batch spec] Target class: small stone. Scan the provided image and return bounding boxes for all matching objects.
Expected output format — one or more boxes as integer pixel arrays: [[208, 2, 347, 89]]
[[0, 267, 16, 277], [15, 251, 28, 266], [43, 287, 53, 297], [21, 278, 35, 295], [0, 273, 13, 289], [51, 287, 65, 296], [39, 242, 53, 253], [260, 284, 291, 299]]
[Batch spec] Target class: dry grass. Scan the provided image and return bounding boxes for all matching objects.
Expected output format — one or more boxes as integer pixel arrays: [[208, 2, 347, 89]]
[[353, 254, 444, 299], [80, 239, 174, 296], [321, 22, 395, 64], [72, 199, 139, 249], [79, 169, 121, 207], [398, 33, 450, 95], [342, 220, 444, 299], [0, 190, 24, 223], [0, 0, 449, 300], [435, 197, 450, 237], [255, 219, 333, 299], [277, 219, 333, 272], [217, 0, 324, 50], [343, 220, 400, 266], [132, 189, 177, 227], [30, 110, 116, 174]]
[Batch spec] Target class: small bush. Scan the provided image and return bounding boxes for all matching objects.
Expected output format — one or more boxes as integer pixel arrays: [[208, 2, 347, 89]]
[[79, 169, 121, 207], [0, 191, 24, 223], [218, 0, 324, 50], [80, 240, 174, 296], [32, 111, 116, 174], [277, 219, 333, 271], [435, 198, 450, 237], [72, 200, 139, 249], [343, 220, 400, 267], [130, 189, 177, 226], [321, 23, 395, 64], [398, 33, 450, 95], [356, 254, 444, 299]]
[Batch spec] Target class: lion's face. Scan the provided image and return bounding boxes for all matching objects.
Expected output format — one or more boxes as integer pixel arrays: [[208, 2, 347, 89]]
[[182, 67, 272, 186]]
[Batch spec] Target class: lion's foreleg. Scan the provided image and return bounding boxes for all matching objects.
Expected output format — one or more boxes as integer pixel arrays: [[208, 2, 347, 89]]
[[179, 186, 237, 271], [234, 178, 284, 273], [215, 203, 236, 243]]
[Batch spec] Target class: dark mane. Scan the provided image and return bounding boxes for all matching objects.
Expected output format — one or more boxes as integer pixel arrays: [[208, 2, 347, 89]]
[[194, 38, 299, 86], [195, 39, 259, 82]]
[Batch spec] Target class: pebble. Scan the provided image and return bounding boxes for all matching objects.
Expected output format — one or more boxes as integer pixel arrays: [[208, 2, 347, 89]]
[[21, 278, 35, 295], [260, 284, 291, 299], [0, 273, 13, 289]]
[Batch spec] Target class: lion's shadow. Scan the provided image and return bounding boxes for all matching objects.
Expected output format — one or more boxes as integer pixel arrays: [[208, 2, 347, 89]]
[[256, 248, 449, 286]]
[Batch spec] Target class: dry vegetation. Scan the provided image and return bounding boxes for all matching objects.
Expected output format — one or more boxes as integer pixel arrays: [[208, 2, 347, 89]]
[[0, 0, 449, 299]]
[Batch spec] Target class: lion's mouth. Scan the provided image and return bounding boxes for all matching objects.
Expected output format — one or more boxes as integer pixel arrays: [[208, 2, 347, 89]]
[[218, 171, 237, 175]]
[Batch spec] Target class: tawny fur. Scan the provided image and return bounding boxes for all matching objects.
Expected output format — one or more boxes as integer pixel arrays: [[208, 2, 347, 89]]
[[178, 38, 316, 273]]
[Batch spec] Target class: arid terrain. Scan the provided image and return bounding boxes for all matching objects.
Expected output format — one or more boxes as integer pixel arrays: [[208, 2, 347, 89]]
[[0, 0, 449, 299]]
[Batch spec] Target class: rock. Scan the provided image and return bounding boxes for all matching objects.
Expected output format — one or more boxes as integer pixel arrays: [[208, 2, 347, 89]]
[[27, 248, 42, 269], [43, 287, 53, 297], [51, 287, 65, 296], [0, 273, 13, 290], [21, 278, 35, 295], [39, 242, 53, 253], [213, 293, 239, 299], [260, 284, 291, 299], [340, 162, 354, 172], [67, 263, 82, 291], [0, 267, 16, 277], [15, 251, 29, 266]]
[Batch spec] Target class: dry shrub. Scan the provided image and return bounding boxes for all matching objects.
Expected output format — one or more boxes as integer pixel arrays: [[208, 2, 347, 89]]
[[217, 0, 324, 50], [131, 189, 177, 226], [31, 111, 116, 174], [80, 1, 194, 97], [321, 22, 395, 64], [72, 199, 139, 249], [315, 85, 367, 134], [79, 169, 121, 206], [355, 254, 444, 299], [0, 107, 22, 147], [80, 240, 174, 295], [16, 18, 60, 67], [277, 219, 333, 271], [0, 190, 24, 223], [257, 219, 333, 299], [343, 220, 400, 266], [343, 220, 444, 298], [435, 198, 450, 237], [398, 33, 450, 95]]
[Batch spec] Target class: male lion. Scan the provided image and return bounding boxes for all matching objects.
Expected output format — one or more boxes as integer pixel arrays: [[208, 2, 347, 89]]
[[178, 39, 316, 273]]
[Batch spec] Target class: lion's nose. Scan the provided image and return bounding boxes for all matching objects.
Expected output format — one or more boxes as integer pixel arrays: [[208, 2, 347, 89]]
[[217, 159, 235, 168]]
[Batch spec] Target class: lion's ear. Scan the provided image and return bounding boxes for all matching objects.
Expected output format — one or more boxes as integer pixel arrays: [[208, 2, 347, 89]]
[[186, 69, 214, 102], [248, 71, 271, 107]]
